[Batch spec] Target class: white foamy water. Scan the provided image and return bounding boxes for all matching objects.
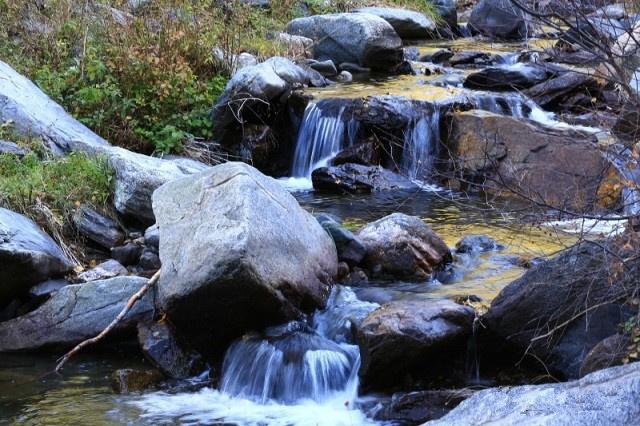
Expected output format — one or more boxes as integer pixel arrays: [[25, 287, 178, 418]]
[[544, 218, 628, 236], [278, 176, 314, 192], [131, 387, 378, 426]]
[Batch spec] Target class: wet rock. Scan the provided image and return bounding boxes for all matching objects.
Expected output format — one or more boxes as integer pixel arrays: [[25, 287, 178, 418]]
[[0, 208, 74, 306], [339, 62, 371, 74], [286, 13, 403, 72], [580, 333, 631, 377], [212, 57, 327, 175], [137, 320, 205, 379], [441, 110, 623, 212], [337, 70, 353, 82], [77, 259, 128, 283], [28, 279, 69, 298], [449, 51, 494, 67], [111, 243, 143, 266], [455, 235, 503, 253], [315, 213, 366, 266], [404, 46, 420, 61], [429, 363, 640, 425], [0, 60, 208, 224], [483, 239, 638, 379], [138, 248, 161, 271], [331, 141, 379, 167], [356, 299, 475, 390], [0, 276, 153, 351], [373, 389, 474, 423], [111, 368, 164, 394], [143, 224, 160, 250], [152, 162, 338, 358], [0, 140, 28, 157], [312, 163, 418, 194], [308, 59, 337, 76], [357, 213, 451, 280], [354, 7, 436, 39], [468, 0, 528, 40], [525, 71, 600, 111], [464, 64, 554, 91], [73, 207, 124, 250]]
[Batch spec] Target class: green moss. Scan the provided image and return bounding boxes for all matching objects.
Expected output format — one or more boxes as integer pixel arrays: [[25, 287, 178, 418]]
[[0, 149, 114, 219]]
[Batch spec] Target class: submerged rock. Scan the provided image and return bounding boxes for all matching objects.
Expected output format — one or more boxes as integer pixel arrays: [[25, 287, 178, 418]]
[[441, 110, 622, 212], [357, 213, 451, 280], [468, 0, 529, 40], [0, 60, 208, 223], [0, 208, 74, 306], [428, 363, 640, 425], [111, 368, 164, 394], [137, 320, 205, 379], [373, 389, 475, 423], [0, 277, 153, 352], [312, 163, 418, 193], [354, 7, 436, 39], [483, 239, 638, 379], [286, 13, 404, 72], [152, 162, 338, 358], [455, 235, 503, 253], [356, 299, 475, 390], [73, 207, 124, 250]]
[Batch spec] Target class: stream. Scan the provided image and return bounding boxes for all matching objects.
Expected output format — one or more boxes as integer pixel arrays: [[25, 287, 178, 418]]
[[0, 36, 620, 425]]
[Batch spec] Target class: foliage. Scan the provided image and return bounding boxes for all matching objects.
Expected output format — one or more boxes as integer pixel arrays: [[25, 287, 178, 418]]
[[0, 148, 113, 219]]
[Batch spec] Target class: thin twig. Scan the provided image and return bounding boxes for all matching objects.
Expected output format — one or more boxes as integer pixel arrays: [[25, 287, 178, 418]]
[[54, 270, 161, 373]]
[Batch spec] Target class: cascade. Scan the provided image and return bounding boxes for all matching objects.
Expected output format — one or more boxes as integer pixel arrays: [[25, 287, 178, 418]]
[[401, 110, 441, 180], [291, 101, 358, 178]]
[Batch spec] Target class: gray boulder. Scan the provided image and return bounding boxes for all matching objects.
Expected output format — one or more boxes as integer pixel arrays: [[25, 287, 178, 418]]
[[0, 60, 208, 223], [152, 162, 338, 358], [0, 208, 74, 306], [468, 0, 529, 40], [431, 0, 458, 31], [77, 259, 128, 283], [0, 276, 153, 351], [73, 206, 124, 250], [356, 299, 475, 390], [315, 214, 366, 265], [286, 13, 404, 71], [0, 140, 28, 157], [428, 363, 640, 425], [464, 64, 554, 91], [354, 7, 436, 39], [357, 213, 451, 280]]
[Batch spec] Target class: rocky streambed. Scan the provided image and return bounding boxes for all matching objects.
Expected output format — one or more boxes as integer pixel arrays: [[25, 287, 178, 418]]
[[2, 0, 640, 425]]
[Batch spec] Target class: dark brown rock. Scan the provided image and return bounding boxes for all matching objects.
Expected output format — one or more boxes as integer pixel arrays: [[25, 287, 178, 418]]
[[111, 368, 164, 394], [580, 333, 631, 377]]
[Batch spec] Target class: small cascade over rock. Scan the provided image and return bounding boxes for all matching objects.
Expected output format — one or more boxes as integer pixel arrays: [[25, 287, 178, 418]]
[[291, 101, 359, 178], [402, 110, 441, 180]]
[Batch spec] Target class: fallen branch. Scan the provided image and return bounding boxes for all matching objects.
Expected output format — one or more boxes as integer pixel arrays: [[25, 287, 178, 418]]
[[55, 269, 161, 373]]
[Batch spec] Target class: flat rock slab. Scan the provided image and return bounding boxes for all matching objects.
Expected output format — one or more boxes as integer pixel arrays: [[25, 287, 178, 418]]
[[0, 276, 153, 352]]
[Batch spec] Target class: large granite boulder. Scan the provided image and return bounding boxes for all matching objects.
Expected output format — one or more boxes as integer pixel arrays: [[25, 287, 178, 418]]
[[428, 363, 640, 425], [0, 277, 153, 351], [356, 299, 475, 390], [354, 7, 436, 39], [357, 213, 451, 280], [152, 162, 338, 358], [482, 238, 639, 379], [212, 57, 327, 175], [0, 60, 207, 223], [286, 13, 404, 71], [0, 208, 74, 306], [468, 0, 528, 40], [441, 110, 623, 212]]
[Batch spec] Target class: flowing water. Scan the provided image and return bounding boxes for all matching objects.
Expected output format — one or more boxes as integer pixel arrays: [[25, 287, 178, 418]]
[[0, 36, 620, 425]]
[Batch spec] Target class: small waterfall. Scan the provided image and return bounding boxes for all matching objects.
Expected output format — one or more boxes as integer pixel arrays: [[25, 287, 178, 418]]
[[291, 101, 358, 178], [402, 110, 441, 180]]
